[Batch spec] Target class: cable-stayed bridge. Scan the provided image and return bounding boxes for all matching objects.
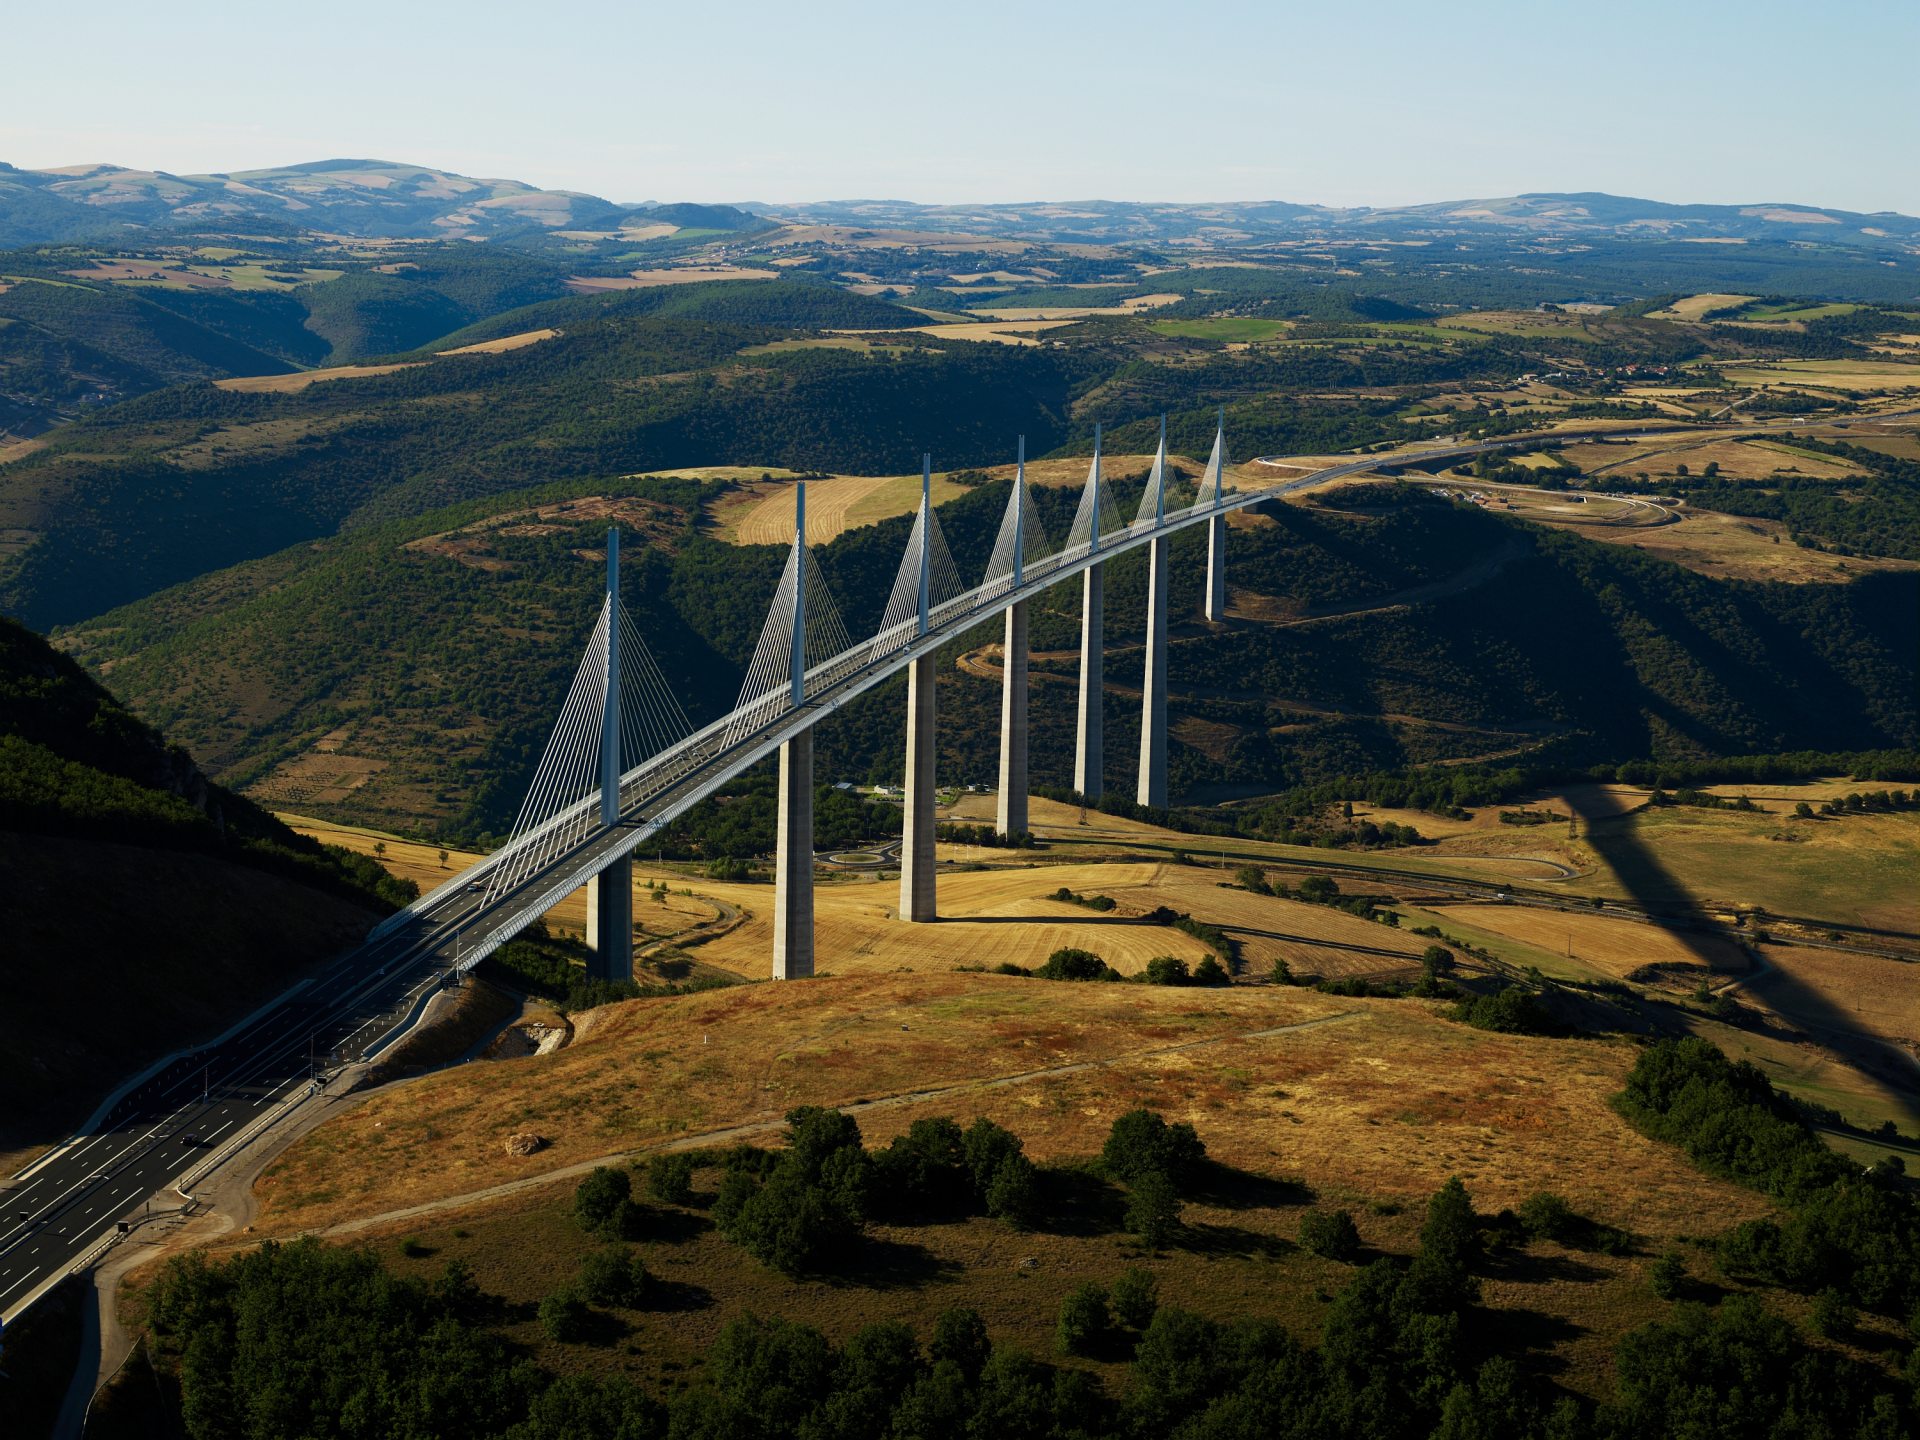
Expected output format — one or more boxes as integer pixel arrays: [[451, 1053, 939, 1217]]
[[367, 416, 1563, 983], [1, 415, 1702, 1327]]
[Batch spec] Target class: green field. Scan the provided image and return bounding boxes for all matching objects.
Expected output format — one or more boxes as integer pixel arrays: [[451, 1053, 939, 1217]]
[[1151, 317, 1294, 342]]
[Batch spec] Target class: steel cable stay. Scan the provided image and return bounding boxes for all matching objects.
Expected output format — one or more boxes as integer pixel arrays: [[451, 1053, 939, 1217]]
[[477, 425, 1251, 917]]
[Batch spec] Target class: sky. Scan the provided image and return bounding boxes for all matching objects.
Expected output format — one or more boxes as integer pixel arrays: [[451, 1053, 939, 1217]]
[[5, 0, 1917, 215]]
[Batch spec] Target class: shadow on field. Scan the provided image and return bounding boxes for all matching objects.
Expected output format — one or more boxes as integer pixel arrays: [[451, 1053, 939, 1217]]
[[831, 1236, 961, 1290], [1186, 1158, 1313, 1211], [1569, 789, 1919, 1105], [1034, 1167, 1128, 1237]]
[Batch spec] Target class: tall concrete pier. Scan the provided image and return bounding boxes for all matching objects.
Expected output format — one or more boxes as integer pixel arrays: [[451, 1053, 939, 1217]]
[[772, 485, 815, 978], [995, 438, 1031, 837], [1075, 563, 1103, 799], [586, 526, 634, 981], [997, 599, 1028, 836], [772, 728, 814, 978], [1203, 410, 1229, 622], [1137, 533, 1170, 806], [900, 652, 937, 920]]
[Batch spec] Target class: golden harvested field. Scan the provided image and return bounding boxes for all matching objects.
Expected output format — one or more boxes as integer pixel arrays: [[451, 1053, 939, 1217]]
[[564, 267, 778, 291], [1719, 360, 1920, 392], [1436, 905, 1750, 982], [215, 362, 422, 393], [970, 293, 1182, 320], [1649, 293, 1757, 321], [708, 453, 1192, 545], [1583, 799, 1920, 933], [1745, 944, 1918, 1058], [902, 319, 1076, 344], [688, 862, 1217, 979], [439, 327, 560, 355], [253, 972, 1762, 1245], [725, 471, 972, 546]]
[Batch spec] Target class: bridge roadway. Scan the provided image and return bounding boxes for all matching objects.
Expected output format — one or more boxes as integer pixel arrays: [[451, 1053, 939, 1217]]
[[4, 411, 1905, 1325]]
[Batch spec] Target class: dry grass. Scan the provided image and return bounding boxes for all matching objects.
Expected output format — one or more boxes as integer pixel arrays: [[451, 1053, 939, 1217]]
[[215, 363, 422, 393], [687, 861, 1218, 979], [564, 268, 778, 291], [1648, 293, 1759, 321], [899, 319, 1078, 345], [1719, 360, 1920, 392], [969, 294, 1182, 321], [440, 328, 560, 355], [253, 971, 1759, 1246], [1746, 944, 1918, 1056], [1437, 905, 1750, 982]]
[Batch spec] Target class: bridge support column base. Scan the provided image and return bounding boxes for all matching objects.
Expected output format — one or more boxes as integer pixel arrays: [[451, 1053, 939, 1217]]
[[900, 652, 937, 922], [773, 729, 815, 978], [585, 853, 633, 982]]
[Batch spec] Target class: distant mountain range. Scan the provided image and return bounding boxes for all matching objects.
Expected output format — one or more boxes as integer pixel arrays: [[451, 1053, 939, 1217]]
[[0, 159, 761, 246], [1, 158, 1916, 251]]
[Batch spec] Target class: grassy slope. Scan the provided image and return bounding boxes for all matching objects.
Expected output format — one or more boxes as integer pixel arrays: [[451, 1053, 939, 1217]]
[[242, 970, 1770, 1399]]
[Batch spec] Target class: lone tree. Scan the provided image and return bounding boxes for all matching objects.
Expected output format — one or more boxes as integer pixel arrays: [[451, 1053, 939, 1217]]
[[1056, 1283, 1110, 1356]]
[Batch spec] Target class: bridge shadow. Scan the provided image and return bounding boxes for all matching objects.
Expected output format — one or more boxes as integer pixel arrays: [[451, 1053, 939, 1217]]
[[1564, 786, 1918, 1110]]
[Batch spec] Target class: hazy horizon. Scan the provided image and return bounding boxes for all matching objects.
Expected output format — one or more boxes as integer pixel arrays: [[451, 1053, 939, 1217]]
[[4, 0, 1915, 216]]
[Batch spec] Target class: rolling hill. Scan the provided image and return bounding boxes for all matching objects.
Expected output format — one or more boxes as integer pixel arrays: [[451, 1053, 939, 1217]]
[[0, 614, 412, 1165], [52, 477, 1918, 846]]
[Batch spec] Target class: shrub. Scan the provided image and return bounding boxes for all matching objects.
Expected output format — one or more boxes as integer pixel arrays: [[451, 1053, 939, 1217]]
[[576, 1248, 650, 1308], [1142, 955, 1190, 986], [1110, 1267, 1159, 1330], [538, 1291, 591, 1343], [1270, 957, 1295, 985], [1650, 1249, 1687, 1300], [1518, 1191, 1576, 1244], [646, 1152, 696, 1206], [573, 1167, 641, 1239], [1451, 985, 1562, 1036], [1056, 1283, 1110, 1356], [1126, 1170, 1180, 1249], [1101, 1109, 1206, 1187], [1811, 1287, 1856, 1339], [1299, 1208, 1362, 1262], [1192, 955, 1230, 986], [1036, 947, 1120, 981], [397, 1236, 428, 1259]]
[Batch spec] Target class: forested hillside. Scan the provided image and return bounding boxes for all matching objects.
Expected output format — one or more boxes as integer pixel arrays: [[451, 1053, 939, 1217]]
[[0, 615, 411, 1160], [56, 481, 1917, 847]]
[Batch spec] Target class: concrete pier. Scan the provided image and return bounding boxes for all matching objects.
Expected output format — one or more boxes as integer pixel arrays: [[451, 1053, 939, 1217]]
[[1204, 513, 1227, 622], [585, 854, 633, 981], [772, 729, 814, 978], [1136, 534, 1169, 807], [900, 652, 937, 921], [996, 599, 1029, 836], [1075, 563, 1104, 799]]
